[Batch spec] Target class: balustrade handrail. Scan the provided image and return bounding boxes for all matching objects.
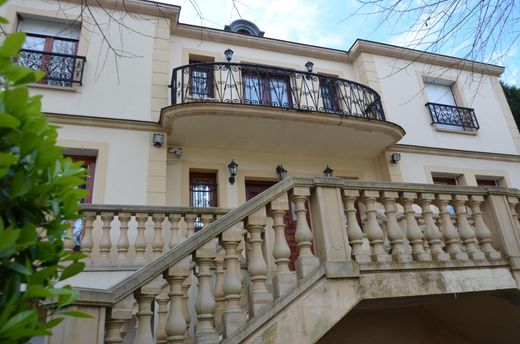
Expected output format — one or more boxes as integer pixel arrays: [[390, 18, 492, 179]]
[[77, 177, 309, 304], [169, 62, 386, 120], [80, 204, 231, 215], [76, 176, 520, 306], [19, 48, 86, 60]]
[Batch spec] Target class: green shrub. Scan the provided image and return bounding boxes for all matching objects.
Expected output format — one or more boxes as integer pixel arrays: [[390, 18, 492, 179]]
[[0, 11, 88, 344]]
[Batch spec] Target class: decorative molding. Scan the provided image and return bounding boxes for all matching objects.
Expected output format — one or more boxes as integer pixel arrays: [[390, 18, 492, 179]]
[[62, 0, 180, 20], [348, 39, 505, 77], [390, 144, 520, 162], [46, 113, 161, 132]]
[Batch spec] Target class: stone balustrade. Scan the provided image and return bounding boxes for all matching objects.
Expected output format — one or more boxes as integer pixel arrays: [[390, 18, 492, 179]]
[[73, 205, 230, 266], [54, 178, 520, 344]]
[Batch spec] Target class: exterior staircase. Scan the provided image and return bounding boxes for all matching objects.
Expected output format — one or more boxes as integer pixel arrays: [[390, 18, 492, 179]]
[[50, 177, 520, 343]]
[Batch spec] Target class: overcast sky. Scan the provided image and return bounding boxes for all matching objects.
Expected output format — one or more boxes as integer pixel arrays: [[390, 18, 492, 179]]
[[163, 0, 519, 86]]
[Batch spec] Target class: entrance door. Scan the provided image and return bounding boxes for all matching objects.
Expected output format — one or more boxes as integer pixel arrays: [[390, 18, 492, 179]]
[[245, 180, 299, 270]]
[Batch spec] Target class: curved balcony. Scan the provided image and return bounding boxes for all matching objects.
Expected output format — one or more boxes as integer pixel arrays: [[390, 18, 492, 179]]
[[169, 62, 385, 120], [163, 62, 404, 158]]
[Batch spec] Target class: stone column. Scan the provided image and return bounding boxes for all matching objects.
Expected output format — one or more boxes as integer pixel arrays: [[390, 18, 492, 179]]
[[117, 213, 131, 265], [381, 192, 411, 262], [418, 194, 449, 262], [400, 192, 431, 262], [435, 194, 468, 261], [452, 195, 485, 261]]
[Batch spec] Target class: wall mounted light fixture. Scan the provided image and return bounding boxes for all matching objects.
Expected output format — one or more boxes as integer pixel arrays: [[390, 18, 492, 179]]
[[305, 60, 314, 73], [323, 165, 334, 177], [152, 133, 165, 147], [276, 165, 288, 180], [228, 159, 238, 184], [390, 152, 401, 164], [224, 48, 234, 62]]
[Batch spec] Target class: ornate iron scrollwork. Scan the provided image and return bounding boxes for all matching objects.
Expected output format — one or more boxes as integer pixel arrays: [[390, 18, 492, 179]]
[[426, 102, 479, 130], [170, 62, 386, 121], [18, 49, 86, 86]]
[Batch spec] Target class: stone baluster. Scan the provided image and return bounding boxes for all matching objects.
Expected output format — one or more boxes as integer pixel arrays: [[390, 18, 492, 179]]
[[80, 212, 96, 262], [64, 220, 75, 251], [185, 213, 197, 238], [468, 195, 502, 260], [343, 190, 370, 263], [508, 197, 520, 230], [245, 207, 272, 317], [194, 239, 218, 344], [156, 295, 169, 344], [292, 187, 321, 279], [399, 193, 431, 262], [164, 255, 190, 344], [117, 213, 131, 265], [201, 214, 214, 229], [220, 225, 246, 338], [452, 195, 486, 261], [152, 213, 165, 258], [361, 191, 391, 263], [169, 214, 182, 249], [134, 289, 159, 344], [269, 194, 296, 298], [380, 192, 411, 262], [135, 213, 149, 264], [213, 254, 225, 333], [418, 194, 449, 261], [104, 317, 125, 344], [435, 194, 469, 261], [99, 212, 114, 265], [181, 278, 191, 340]]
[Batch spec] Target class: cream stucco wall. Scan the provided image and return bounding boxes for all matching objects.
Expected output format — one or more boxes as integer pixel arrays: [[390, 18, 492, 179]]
[[169, 36, 356, 82], [1, 0, 158, 121], [396, 151, 520, 188], [166, 146, 378, 207], [58, 124, 150, 205], [372, 55, 519, 155]]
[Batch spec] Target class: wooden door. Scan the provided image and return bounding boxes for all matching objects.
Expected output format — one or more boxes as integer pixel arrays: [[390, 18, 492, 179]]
[[245, 180, 300, 270]]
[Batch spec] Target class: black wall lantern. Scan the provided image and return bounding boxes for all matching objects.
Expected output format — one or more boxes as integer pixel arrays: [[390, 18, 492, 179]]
[[224, 48, 234, 62], [305, 60, 314, 73], [323, 165, 334, 177], [390, 152, 401, 164], [228, 159, 238, 184], [276, 165, 288, 180]]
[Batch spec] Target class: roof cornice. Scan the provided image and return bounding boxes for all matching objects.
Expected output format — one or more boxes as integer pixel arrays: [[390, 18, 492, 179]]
[[62, 0, 180, 20], [347, 39, 504, 76], [174, 24, 348, 62]]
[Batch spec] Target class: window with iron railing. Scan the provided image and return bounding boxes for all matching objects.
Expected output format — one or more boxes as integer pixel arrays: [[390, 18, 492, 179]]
[[319, 77, 341, 113], [423, 81, 479, 131], [17, 16, 85, 86], [242, 69, 292, 107], [189, 60, 214, 98]]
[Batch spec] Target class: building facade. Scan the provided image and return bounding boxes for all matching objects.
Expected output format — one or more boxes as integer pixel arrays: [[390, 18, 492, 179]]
[[4, 0, 520, 343]]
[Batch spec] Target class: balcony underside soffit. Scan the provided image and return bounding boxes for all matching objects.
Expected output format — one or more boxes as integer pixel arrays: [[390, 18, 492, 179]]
[[161, 103, 405, 158]]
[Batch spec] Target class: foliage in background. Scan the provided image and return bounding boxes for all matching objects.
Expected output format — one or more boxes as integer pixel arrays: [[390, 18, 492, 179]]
[[0, 4, 88, 342], [502, 81, 520, 132]]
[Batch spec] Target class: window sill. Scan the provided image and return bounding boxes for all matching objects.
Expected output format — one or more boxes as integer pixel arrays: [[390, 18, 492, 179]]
[[28, 83, 81, 93], [433, 124, 478, 135]]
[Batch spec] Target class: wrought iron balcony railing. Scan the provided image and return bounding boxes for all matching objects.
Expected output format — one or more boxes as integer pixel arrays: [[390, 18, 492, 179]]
[[426, 102, 479, 130], [170, 62, 386, 120], [18, 49, 86, 86]]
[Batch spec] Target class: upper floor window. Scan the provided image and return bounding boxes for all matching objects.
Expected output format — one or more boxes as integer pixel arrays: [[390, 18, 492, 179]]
[[319, 77, 341, 113], [424, 81, 479, 131], [189, 59, 214, 98], [242, 68, 291, 107], [17, 15, 85, 87]]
